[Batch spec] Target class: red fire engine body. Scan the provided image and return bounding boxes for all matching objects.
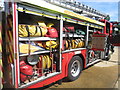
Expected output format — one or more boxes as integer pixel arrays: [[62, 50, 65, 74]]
[[0, 0, 114, 89]]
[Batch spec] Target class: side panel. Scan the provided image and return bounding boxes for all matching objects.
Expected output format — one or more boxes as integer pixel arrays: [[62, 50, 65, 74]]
[[81, 49, 87, 68], [62, 52, 73, 77], [6, 2, 15, 87], [2, 2, 15, 88]]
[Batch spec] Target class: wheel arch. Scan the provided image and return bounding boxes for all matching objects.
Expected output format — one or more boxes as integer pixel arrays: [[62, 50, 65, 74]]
[[64, 55, 83, 81], [77, 54, 85, 69], [65, 53, 86, 77]]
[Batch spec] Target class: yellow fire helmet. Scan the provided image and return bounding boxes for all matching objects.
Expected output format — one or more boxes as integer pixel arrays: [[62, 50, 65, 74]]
[[38, 21, 48, 36], [47, 23, 54, 27]]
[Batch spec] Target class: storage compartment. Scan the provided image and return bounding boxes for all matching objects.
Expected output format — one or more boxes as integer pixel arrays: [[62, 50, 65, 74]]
[[62, 21, 86, 51], [87, 27, 103, 49], [18, 12, 60, 86]]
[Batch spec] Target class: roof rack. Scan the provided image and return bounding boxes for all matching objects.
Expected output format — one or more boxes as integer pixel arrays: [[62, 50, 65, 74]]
[[44, 0, 108, 20]]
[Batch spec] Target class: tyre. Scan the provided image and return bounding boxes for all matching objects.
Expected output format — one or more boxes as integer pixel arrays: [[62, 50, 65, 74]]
[[104, 44, 111, 61], [101, 43, 111, 61], [105, 54, 111, 61], [66, 56, 83, 81], [110, 45, 114, 53]]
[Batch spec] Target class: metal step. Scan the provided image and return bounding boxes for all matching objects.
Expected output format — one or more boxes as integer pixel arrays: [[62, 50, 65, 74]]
[[44, 0, 107, 19]]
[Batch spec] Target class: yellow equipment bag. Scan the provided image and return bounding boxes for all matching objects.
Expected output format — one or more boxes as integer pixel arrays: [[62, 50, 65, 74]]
[[19, 25, 42, 37], [43, 41, 58, 50], [38, 21, 48, 36], [19, 43, 45, 54], [19, 21, 48, 37]]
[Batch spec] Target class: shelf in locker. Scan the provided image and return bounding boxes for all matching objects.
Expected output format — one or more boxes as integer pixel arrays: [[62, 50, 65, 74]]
[[19, 50, 50, 56], [63, 34, 84, 37], [19, 37, 57, 41]]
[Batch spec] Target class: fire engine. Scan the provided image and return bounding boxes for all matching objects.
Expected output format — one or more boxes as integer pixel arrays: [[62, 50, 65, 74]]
[[0, 0, 114, 89]]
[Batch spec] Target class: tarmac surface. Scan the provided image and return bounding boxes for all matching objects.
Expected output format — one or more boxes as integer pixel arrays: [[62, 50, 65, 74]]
[[49, 47, 119, 89]]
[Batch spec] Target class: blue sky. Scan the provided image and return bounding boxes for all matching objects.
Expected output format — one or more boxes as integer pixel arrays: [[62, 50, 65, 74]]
[[77, 0, 119, 21]]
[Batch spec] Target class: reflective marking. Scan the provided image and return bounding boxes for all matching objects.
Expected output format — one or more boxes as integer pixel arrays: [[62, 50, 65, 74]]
[[75, 51, 81, 54]]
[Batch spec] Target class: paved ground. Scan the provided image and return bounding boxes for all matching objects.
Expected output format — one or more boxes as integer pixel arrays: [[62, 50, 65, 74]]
[[49, 47, 119, 89]]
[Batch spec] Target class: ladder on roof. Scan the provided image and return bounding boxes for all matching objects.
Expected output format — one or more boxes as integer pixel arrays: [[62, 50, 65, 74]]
[[44, 0, 108, 20]]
